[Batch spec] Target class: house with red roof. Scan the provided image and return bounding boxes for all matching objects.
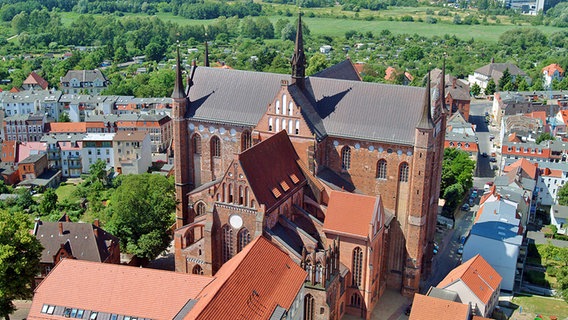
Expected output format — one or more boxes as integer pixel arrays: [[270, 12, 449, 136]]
[[542, 63, 564, 88], [28, 235, 306, 320], [22, 71, 49, 90], [409, 293, 470, 320], [437, 254, 502, 317]]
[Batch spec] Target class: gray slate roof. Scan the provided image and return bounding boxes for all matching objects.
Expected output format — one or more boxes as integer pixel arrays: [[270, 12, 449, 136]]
[[19, 153, 46, 164], [312, 59, 361, 81], [475, 63, 527, 78], [60, 69, 108, 83], [187, 66, 426, 145]]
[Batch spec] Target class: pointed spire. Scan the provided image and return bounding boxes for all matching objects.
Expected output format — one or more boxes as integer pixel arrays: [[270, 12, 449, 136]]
[[417, 71, 434, 129], [441, 54, 446, 113], [204, 40, 210, 67], [172, 45, 186, 99], [291, 12, 306, 88]]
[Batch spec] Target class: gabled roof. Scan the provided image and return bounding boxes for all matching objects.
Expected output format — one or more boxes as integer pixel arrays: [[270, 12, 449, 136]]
[[471, 200, 522, 245], [238, 131, 306, 211], [61, 69, 108, 83], [503, 158, 538, 179], [409, 294, 469, 320], [33, 220, 118, 264], [28, 259, 213, 320], [437, 254, 502, 305], [185, 236, 306, 320], [474, 62, 527, 79], [542, 63, 564, 76], [313, 59, 362, 81], [18, 153, 45, 164], [323, 190, 380, 238], [187, 67, 426, 145], [47, 122, 88, 134], [23, 72, 49, 89]]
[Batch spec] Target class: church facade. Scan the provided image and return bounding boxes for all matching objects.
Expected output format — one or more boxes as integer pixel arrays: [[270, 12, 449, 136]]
[[172, 16, 446, 320]]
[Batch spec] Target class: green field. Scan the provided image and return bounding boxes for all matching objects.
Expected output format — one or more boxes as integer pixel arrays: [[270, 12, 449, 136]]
[[511, 295, 568, 319], [55, 183, 80, 204], [58, 9, 565, 43]]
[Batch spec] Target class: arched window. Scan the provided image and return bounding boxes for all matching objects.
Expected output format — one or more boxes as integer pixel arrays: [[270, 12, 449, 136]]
[[315, 262, 322, 284], [238, 186, 244, 205], [282, 94, 287, 110], [192, 134, 201, 154], [237, 228, 250, 252], [241, 131, 252, 152], [275, 100, 280, 114], [352, 247, 363, 287], [288, 101, 294, 115], [276, 118, 280, 132], [282, 119, 287, 132], [211, 136, 221, 157], [228, 184, 234, 203], [376, 159, 387, 180], [304, 294, 315, 320], [295, 120, 300, 135], [341, 146, 351, 170], [192, 264, 203, 275], [268, 118, 273, 131], [350, 293, 361, 308], [221, 224, 233, 263], [288, 120, 293, 133], [399, 162, 409, 182], [196, 202, 206, 216]]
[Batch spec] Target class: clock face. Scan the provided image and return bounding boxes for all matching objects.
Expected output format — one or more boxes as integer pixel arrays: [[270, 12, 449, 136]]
[[229, 214, 243, 229]]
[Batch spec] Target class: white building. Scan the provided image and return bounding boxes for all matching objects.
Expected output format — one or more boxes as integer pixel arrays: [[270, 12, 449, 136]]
[[1, 89, 62, 118], [81, 133, 115, 173], [550, 205, 568, 234], [462, 200, 523, 291], [113, 131, 151, 175], [536, 162, 568, 206]]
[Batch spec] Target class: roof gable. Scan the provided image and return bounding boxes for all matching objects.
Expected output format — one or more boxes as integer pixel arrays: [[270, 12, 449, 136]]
[[409, 294, 469, 320], [323, 190, 381, 238], [312, 59, 362, 81]]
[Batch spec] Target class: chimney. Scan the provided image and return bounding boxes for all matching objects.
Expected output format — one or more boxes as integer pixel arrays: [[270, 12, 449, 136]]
[[93, 218, 100, 227], [58, 221, 64, 236], [65, 213, 70, 222], [452, 78, 457, 89]]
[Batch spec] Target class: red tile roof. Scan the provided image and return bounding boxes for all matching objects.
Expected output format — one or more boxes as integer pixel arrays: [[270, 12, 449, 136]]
[[409, 294, 469, 320], [186, 236, 306, 319], [23, 71, 49, 89], [542, 63, 564, 76], [27, 259, 214, 320], [238, 130, 305, 211], [47, 122, 87, 133], [9, 87, 19, 93], [323, 190, 380, 238], [503, 158, 538, 179], [437, 254, 501, 305]]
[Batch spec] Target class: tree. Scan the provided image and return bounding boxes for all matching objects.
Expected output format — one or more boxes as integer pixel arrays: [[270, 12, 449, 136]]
[[105, 174, 175, 260], [485, 78, 496, 95], [39, 188, 58, 216], [557, 183, 568, 206], [58, 113, 70, 122], [470, 83, 481, 96], [440, 148, 475, 211], [306, 53, 330, 76], [536, 132, 555, 144], [145, 41, 165, 62], [499, 68, 512, 91], [0, 210, 43, 319]]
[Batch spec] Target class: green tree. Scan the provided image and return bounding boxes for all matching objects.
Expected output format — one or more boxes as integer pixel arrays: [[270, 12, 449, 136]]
[[306, 53, 330, 76], [0, 210, 43, 319], [106, 174, 175, 260], [39, 188, 58, 216], [470, 83, 481, 96], [499, 68, 512, 91], [145, 41, 166, 62], [0, 181, 11, 195], [485, 78, 496, 95], [557, 183, 568, 206], [536, 132, 555, 144], [440, 148, 475, 210], [58, 113, 70, 122]]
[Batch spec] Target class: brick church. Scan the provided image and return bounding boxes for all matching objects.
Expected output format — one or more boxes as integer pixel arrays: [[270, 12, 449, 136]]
[[172, 15, 446, 320]]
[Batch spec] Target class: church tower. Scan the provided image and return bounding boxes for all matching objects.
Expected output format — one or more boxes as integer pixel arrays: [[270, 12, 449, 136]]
[[172, 47, 192, 228], [402, 72, 436, 296], [290, 12, 306, 90]]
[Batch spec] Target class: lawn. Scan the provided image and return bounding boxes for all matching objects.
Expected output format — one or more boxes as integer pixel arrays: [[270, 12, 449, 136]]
[[511, 295, 568, 319], [55, 183, 80, 204]]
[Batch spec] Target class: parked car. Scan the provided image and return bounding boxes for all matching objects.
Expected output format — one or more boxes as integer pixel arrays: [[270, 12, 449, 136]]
[[489, 134, 495, 140], [472, 189, 478, 197], [489, 157, 497, 162], [469, 198, 475, 206], [482, 152, 488, 157], [461, 204, 470, 211], [405, 304, 413, 316], [457, 245, 464, 255], [460, 235, 467, 244]]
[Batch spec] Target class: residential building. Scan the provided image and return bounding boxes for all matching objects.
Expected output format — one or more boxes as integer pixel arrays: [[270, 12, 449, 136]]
[[60, 69, 109, 95], [436, 254, 502, 318], [172, 15, 447, 311], [3, 113, 46, 142], [445, 112, 479, 159], [535, 161, 568, 206], [32, 215, 120, 286], [28, 235, 306, 320], [550, 205, 568, 234], [115, 114, 172, 153], [384, 66, 413, 85], [462, 200, 523, 291], [431, 69, 471, 120], [468, 61, 529, 94], [542, 63, 564, 88], [82, 133, 115, 172], [22, 72, 49, 90], [41, 133, 85, 177], [18, 153, 48, 182], [0, 89, 61, 118], [409, 293, 470, 320], [112, 131, 151, 174]]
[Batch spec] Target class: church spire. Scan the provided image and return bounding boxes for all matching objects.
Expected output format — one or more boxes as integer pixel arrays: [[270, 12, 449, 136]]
[[204, 40, 210, 67], [417, 71, 434, 129], [441, 54, 446, 113], [172, 45, 186, 99], [291, 12, 306, 88]]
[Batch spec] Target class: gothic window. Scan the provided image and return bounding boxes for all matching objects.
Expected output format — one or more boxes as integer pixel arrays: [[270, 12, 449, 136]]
[[192, 264, 203, 275], [282, 94, 287, 110], [376, 159, 387, 180], [228, 184, 234, 203], [399, 162, 409, 183], [276, 118, 280, 132], [288, 101, 294, 115], [237, 228, 251, 252], [241, 131, 252, 152], [192, 134, 201, 154], [211, 136, 221, 157], [238, 186, 244, 205], [315, 262, 322, 284], [195, 202, 206, 216], [275, 100, 280, 114], [304, 294, 314, 320], [269, 118, 273, 131], [350, 293, 361, 308], [352, 247, 363, 287], [288, 120, 293, 133], [341, 146, 351, 170], [282, 119, 287, 132], [221, 224, 233, 263]]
